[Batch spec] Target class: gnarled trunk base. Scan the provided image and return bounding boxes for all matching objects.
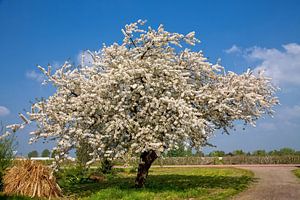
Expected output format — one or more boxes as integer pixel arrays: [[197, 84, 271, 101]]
[[135, 150, 157, 188]]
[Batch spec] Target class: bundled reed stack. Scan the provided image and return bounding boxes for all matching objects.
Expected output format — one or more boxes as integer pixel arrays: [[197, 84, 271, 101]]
[[3, 160, 62, 199]]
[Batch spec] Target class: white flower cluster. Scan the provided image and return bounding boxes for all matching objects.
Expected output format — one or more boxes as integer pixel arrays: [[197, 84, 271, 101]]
[[4, 21, 278, 167]]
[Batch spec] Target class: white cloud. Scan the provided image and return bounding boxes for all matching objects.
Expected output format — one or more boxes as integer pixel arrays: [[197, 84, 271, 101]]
[[224, 45, 241, 54], [25, 70, 44, 82], [0, 106, 10, 116], [247, 43, 300, 86]]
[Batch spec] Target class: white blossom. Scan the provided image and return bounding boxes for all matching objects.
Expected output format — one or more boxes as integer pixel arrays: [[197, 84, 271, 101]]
[[4, 21, 278, 167]]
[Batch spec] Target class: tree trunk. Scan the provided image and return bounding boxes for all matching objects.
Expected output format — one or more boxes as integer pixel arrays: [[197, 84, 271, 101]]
[[135, 150, 158, 188]]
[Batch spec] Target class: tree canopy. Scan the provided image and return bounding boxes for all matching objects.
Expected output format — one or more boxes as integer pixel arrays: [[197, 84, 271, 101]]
[[41, 149, 51, 157], [4, 20, 278, 187], [27, 150, 38, 158]]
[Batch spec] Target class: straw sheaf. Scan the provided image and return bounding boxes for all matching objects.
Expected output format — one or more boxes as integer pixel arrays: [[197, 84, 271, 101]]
[[3, 160, 62, 199]]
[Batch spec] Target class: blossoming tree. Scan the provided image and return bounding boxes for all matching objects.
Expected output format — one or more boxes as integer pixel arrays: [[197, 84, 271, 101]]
[[6, 20, 278, 187]]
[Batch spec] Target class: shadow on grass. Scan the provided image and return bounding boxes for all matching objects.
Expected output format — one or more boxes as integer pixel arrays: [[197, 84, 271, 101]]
[[0, 193, 33, 200], [61, 174, 253, 198]]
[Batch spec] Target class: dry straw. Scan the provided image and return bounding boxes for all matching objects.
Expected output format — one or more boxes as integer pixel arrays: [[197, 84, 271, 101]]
[[3, 160, 62, 199]]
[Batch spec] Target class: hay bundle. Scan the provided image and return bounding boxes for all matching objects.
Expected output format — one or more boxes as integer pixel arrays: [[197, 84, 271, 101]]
[[3, 160, 62, 199]]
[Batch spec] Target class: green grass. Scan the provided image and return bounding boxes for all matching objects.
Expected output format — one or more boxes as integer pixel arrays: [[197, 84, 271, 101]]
[[59, 167, 254, 200], [0, 193, 34, 200], [293, 168, 300, 179]]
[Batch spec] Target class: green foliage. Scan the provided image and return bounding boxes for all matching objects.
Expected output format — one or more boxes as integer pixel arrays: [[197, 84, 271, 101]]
[[60, 167, 253, 200], [76, 141, 93, 167], [27, 150, 38, 158], [232, 149, 246, 156], [0, 124, 16, 190], [268, 148, 298, 156], [56, 166, 95, 187], [0, 137, 15, 172], [165, 143, 193, 157], [251, 150, 267, 156], [293, 169, 300, 179], [278, 148, 296, 155], [208, 150, 225, 157], [41, 149, 50, 157]]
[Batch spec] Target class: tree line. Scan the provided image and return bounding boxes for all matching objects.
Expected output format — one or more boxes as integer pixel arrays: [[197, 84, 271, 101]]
[[27, 149, 51, 158], [26, 146, 300, 159], [165, 145, 300, 157]]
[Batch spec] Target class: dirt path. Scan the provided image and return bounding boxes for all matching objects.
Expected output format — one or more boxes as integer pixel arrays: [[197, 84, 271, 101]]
[[232, 166, 300, 200]]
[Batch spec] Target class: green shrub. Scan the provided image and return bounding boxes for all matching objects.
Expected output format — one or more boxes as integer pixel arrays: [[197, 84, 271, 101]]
[[56, 166, 94, 187], [0, 124, 16, 190]]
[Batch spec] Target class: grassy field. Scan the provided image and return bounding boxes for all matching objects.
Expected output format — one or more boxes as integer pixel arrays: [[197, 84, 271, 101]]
[[58, 167, 254, 200], [293, 168, 300, 179], [0, 167, 253, 200]]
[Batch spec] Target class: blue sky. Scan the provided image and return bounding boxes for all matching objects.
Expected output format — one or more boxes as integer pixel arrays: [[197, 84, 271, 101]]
[[0, 0, 300, 156]]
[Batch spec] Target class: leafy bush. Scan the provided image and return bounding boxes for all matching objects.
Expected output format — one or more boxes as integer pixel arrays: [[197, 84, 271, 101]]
[[56, 166, 94, 187]]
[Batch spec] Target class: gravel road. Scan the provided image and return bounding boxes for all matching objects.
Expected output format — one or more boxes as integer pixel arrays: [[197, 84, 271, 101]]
[[232, 166, 300, 200]]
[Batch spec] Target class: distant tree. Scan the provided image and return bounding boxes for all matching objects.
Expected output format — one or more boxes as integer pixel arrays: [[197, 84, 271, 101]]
[[268, 150, 280, 156], [166, 142, 193, 157], [278, 148, 296, 155], [226, 152, 233, 156], [28, 150, 38, 158], [41, 149, 50, 157], [208, 150, 225, 157], [252, 150, 267, 156], [232, 149, 245, 156]]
